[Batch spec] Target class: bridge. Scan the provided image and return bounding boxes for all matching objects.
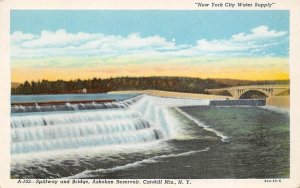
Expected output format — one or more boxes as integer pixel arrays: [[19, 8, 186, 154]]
[[205, 84, 289, 99]]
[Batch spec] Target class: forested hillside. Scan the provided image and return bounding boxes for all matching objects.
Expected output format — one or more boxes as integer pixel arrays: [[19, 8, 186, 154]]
[[11, 76, 289, 95]]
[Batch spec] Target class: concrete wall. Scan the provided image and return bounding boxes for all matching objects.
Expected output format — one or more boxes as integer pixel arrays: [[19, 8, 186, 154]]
[[266, 96, 290, 109], [210, 99, 266, 106]]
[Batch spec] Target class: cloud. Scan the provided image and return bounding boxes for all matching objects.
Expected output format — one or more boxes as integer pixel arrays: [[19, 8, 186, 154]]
[[11, 31, 36, 43], [22, 29, 96, 48], [11, 25, 288, 59], [232, 25, 287, 42], [189, 25, 287, 55], [195, 39, 251, 52], [11, 30, 184, 58]]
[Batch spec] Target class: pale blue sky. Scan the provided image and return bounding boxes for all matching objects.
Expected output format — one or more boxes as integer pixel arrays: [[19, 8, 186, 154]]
[[10, 10, 290, 82], [11, 10, 289, 53]]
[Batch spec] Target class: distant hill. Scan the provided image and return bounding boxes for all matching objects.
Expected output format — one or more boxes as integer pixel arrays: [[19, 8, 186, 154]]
[[11, 76, 289, 95], [11, 82, 21, 88]]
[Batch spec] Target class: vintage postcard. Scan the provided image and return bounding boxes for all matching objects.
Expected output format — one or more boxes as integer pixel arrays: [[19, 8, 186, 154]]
[[0, 0, 300, 187]]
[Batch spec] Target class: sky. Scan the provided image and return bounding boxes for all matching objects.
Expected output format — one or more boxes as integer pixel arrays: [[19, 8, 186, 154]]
[[11, 10, 289, 82]]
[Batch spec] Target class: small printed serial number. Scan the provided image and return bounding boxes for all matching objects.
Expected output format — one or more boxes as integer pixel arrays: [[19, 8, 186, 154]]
[[264, 179, 281, 183], [17, 179, 32, 183]]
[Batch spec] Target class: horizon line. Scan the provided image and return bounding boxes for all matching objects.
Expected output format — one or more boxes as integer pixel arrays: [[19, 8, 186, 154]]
[[11, 76, 290, 84]]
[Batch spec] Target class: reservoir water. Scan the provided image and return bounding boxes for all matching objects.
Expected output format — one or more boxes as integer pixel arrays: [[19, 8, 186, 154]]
[[11, 94, 289, 179], [11, 93, 138, 103]]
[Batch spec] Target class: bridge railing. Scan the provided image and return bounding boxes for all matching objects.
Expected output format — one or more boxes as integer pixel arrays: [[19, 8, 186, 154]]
[[205, 84, 289, 92]]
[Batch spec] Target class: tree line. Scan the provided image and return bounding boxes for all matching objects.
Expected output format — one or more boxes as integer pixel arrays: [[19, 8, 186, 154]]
[[11, 76, 289, 95]]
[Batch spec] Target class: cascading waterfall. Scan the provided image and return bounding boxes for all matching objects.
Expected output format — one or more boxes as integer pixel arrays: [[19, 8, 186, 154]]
[[10, 94, 289, 179], [11, 95, 209, 155], [11, 95, 141, 113]]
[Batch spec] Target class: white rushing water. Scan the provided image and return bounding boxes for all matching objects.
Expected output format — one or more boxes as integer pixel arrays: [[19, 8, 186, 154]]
[[11, 95, 210, 155], [175, 108, 228, 141], [259, 106, 289, 115]]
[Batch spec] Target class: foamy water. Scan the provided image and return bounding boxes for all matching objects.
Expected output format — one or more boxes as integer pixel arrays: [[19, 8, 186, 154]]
[[259, 105, 289, 115], [65, 147, 210, 179], [11, 94, 226, 178], [11, 94, 289, 179]]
